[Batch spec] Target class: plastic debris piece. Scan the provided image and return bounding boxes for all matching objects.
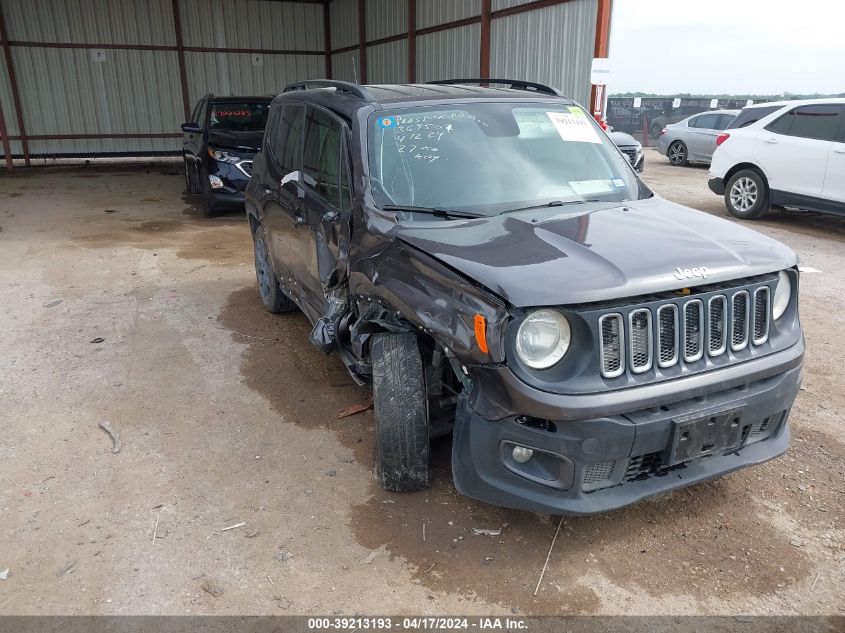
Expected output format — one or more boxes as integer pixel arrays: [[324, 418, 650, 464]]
[[98, 421, 122, 453], [90, 337, 105, 344], [472, 528, 502, 537], [56, 560, 77, 578], [222, 522, 245, 532], [336, 398, 374, 419], [0, 569, 9, 580]]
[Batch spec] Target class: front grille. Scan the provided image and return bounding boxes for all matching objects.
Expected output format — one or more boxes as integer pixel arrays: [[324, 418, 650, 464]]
[[598, 280, 773, 379], [708, 295, 727, 356], [624, 452, 663, 482], [753, 287, 770, 344], [629, 309, 652, 372], [583, 461, 615, 485], [599, 314, 624, 378], [235, 160, 254, 177], [621, 148, 637, 164], [731, 291, 750, 350]]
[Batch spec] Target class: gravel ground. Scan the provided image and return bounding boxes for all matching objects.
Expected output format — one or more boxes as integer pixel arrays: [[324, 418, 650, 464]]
[[0, 152, 842, 616]]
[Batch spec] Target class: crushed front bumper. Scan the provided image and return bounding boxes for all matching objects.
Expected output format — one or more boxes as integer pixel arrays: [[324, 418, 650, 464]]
[[452, 342, 803, 515]]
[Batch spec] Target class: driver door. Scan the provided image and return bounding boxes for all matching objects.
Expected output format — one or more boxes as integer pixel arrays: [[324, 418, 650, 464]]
[[293, 104, 353, 317]]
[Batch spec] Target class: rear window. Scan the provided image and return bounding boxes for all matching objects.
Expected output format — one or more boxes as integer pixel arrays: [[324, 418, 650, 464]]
[[727, 105, 781, 129], [766, 105, 845, 142], [209, 101, 270, 132]]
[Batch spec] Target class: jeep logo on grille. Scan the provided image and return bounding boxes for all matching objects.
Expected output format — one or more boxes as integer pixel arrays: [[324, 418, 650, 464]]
[[674, 266, 709, 281]]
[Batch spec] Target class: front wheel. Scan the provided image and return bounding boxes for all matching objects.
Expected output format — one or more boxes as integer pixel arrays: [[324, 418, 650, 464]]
[[667, 141, 688, 166], [725, 169, 770, 220], [252, 222, 297, 313], [372, 332, 430, 492]]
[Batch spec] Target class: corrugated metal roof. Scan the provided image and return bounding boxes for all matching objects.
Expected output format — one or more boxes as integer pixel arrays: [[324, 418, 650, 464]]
[[416, 0, 480, 30], [330, 0, 358, 49], [416, 24, 480, 82], [490, 0, 597, 106], [367, 39, 408, 84], [366, 0, 407, 40], [3, 0, 175, 45], [180, 0, 323, 50]]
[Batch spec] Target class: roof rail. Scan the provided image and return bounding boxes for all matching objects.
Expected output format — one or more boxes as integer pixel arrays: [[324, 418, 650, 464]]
[[283, 79, 375, 101], [427, 78, 564, 97]]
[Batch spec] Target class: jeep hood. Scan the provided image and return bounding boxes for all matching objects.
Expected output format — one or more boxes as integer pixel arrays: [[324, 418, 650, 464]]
[[394, 197, 797, 307]]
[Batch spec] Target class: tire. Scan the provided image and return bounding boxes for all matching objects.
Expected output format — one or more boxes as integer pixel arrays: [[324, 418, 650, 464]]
[[667, 141, 688, 166], [184, 157, 201, 194], [200, 167, 217, 217], [372, 332, 430, 492], [251, 222, 297, 313], [724, 169, 770, 220]]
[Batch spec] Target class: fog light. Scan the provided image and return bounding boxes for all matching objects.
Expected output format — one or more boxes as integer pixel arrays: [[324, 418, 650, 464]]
[[512, 446, 534, 463], [208, 174, 224, 189]]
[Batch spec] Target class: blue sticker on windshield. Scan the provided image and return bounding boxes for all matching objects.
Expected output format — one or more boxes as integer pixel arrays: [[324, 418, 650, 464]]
[[612, 178, 626, 188], [378, 117, 395, 128]]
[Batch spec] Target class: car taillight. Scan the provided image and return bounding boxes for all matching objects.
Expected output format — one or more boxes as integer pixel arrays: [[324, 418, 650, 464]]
[[659, 127, 667, 136], [716, 133, 730, 147]]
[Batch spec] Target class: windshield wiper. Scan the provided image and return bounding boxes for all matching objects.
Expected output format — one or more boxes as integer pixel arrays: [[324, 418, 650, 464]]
[[382, 205, 484, 220], [499, 199, 602, 215]]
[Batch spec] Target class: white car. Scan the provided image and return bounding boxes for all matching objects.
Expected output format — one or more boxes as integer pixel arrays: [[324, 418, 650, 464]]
[[708, 99, 845, 219]]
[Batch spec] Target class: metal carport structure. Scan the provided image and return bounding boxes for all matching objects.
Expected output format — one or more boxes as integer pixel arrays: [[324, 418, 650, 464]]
[[0, 0, 611, 170]]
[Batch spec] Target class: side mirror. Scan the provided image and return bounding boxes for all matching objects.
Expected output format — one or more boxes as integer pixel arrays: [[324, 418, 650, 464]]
[[181, 122, 201, 134]]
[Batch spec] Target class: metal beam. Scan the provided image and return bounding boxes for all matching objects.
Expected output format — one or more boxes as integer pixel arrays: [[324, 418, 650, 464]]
[[590, 0, 612, 117], [407, 0, 416, 83], [357, 0, 366, 83], [0, 91, 12, 171], [171, 0, 191, 121], [480, 0, 491, 79], [324, 1, 332, 78], [0, 3, 28, 165]]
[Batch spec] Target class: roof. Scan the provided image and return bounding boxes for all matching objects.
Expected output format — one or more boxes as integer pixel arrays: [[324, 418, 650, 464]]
[[274, 80, 573, 119], [741, 98, 845, 109]]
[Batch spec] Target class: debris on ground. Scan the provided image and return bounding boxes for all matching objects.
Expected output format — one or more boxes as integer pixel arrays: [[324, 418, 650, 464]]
[[325, 470, 337, 477], [335, 398, 373, 419], [77, 519, 91, 527], [246, 531, 260, 538], [0, 569, 9, 580], [201, 578, 224, 598], [222, 522, 245, 532], [98, 421, 121, 453], [44, 300, 63, 308], [472, 528, 502, 537], [360, 549, 382, 565], [274, 550, 294, 563], [304, 489, 313, 495], [56, 560, 77, 578], [90, 337, 105, 344], [273, 595, 292, 610]]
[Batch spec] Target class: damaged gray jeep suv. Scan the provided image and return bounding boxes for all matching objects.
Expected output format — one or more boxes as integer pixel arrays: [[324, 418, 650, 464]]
[[245, 79, 804, 515]]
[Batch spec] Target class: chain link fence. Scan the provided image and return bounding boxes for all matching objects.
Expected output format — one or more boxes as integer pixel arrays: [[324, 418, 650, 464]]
[[607, 97, 769, 147]]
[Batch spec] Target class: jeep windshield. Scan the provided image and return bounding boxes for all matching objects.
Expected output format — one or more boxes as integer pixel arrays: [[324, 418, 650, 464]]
[[367, 103, 648, 217], [209, 101, 270, 132]]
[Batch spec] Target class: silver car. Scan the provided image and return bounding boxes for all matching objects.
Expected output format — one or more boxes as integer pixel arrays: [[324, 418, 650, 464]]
[[656, 110, 739, 166]]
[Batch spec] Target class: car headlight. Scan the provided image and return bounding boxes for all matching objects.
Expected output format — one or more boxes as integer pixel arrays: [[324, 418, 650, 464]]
[[207, 147, 239, 164], [515, 310, 571, 369], [772, 270, 792, 320]]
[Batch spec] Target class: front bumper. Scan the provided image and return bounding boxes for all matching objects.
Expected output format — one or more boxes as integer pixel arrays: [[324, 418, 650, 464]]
[[708, 177, 726, 196], [206, 158, 253, 205], [452, 343, 803, 515]]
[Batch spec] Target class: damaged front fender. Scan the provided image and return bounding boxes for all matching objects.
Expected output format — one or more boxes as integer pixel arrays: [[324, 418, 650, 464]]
[[349, 240, 510, 364]]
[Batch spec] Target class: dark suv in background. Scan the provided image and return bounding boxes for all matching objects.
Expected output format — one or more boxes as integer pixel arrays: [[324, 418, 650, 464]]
[[182, 95, 272, 216], [244, 79, 802, 515]]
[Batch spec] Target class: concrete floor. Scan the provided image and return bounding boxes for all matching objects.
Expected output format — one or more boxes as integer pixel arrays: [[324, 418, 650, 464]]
[[0, 150, 842, 615]]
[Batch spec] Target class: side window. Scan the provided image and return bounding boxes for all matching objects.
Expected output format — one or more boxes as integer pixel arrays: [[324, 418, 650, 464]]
[[190, 99, 203, 123], [272, 105, 305, 174], [766, 105, 845, 142], [716, 114, 736, 130], [339, 145, 352, 211], [303, 107, 343, 208], [196, 100, 208, 128], [690, 113, 720, 129], [264, 106, 281, 165]]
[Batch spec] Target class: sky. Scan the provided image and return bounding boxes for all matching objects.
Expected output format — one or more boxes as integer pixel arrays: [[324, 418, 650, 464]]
[[608, 0, 845, 95]]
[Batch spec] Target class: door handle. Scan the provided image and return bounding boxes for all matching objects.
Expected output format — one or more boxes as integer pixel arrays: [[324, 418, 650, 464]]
[[834, 148, 845, 154], [293, 213, 306, 226], [763, 138, 779, 144]]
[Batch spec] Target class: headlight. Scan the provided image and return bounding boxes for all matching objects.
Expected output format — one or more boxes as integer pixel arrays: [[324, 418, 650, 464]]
[[207, 147, 239, 163], [772, 270, 792, 320], [515, 310, 571, 369]]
